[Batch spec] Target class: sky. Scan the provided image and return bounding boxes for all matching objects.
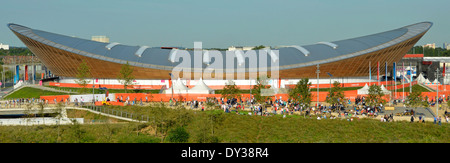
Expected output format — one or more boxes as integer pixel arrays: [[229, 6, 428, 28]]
[[0, 0, 449, 48]]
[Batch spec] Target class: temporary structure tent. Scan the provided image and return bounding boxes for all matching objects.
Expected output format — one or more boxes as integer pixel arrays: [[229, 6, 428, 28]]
[[432, 79, 440, 84], [380, 85, 391, 94], [358, 84, 391, 95], [164, 78, 189, 94], [357, 84, 370, 95], [188, 78, 214, 94], [416, 73, 426, 83]]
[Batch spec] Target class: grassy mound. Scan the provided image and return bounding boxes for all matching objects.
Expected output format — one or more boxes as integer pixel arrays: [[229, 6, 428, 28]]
[[4, 87, 70, 99]]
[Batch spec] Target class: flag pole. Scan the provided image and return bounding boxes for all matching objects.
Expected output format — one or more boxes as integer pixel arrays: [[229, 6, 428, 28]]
[[369, 61, 371, 86], [410, 62, 412, 93], [377, 61, 380, 86], [402, 62, 405, 103]]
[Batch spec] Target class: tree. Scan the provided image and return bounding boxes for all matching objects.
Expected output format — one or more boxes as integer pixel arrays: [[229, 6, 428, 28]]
[[192, 112, 222, 143], [117, 61, 135, 93], [365, 84, 386, 107], [407, 90, 428, 110], [252, 45, 266, 50], [407, 45, 450, 57], [167, 127, 190, 143], [75, 60, 91, 94], [326, 81, 346, 107], [289, 78, 312, 109], [251, 76, 271, 104], [221, 80, 241, 100], [0, 66, 13, 82]]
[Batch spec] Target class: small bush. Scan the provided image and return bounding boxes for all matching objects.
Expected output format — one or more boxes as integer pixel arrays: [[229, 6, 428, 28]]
[[167, 127, 189, 143]]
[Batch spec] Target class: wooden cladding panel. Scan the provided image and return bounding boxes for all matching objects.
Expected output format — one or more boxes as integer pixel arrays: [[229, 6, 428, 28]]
[[13, 31, 424, 80]]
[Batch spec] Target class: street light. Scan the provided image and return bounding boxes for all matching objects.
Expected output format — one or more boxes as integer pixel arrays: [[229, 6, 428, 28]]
[[435, 68, 440, 118], [327, 72, 332, 93], [169, 73, 174, 101], [316, 64, 320, 107]]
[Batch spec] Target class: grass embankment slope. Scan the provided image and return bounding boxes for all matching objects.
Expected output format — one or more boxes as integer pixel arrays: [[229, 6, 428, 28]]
[[2, 105, 445, 143], [4, 87, 71, 99], [0, 106, 448, 143]]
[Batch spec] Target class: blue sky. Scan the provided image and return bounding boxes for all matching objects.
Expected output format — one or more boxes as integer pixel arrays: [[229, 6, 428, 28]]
[[1, 0, 449, 48]]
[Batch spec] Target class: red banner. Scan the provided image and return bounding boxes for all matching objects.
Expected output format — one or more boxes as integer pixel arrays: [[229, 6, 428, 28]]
[[377, 61, 379, 81], [25, 65, 28, 80]]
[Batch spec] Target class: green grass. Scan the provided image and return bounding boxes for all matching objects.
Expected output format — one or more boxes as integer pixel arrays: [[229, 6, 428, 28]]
[[47, 86, 362, 95], [394, 84, 432, 92], [77, 105, 450, 142], [0, 123, 159, 143], [316, 86, 362, 92], [46, 86, 160, 94], [4, 87, 72, 99], [1, 104, 448, 143]]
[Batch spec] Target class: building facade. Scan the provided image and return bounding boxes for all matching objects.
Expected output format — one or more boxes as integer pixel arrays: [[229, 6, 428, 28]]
[[0, 43, 9, 50], [8, 22, 432, 89]]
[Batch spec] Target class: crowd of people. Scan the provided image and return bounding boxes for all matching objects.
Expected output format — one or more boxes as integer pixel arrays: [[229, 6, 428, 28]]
[[2, 94, 449, 125], [0, 98, 49, 108]]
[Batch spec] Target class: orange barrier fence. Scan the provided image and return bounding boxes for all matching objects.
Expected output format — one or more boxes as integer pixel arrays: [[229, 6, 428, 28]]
[[49, 82, 166, 90], [286, 81, 396, 89], [94, 101, 124, 106], [40, 89, 450, 106], [38, 90, 356, 104], [40, 95, 70, 103], [424, 84, 450, 91], [49, 82, 258, 90], [50, 81, 398, 90]]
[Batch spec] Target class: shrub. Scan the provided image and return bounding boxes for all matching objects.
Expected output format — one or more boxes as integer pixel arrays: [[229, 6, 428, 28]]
[[167, 127, 189, 143]]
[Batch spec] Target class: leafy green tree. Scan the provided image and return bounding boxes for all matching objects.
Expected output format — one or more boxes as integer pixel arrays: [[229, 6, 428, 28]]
[[289, 78, 312, 108], [443, 50, 450, 57], [252, 45, 266, 50], [365, 84, 386, 107], [148, 105, 193, 142], [192, 112, 223, 143], [407, 46, 450, 57], [0, 66, 13, 82], [326, 81, 346, 107], [75, 60, 91, 94], [251, 76, 271, 104], [221, 80, 241, 100], [167, 127, 190, 143], [117, 61, 135, 93], [0, 47, 32, 56], [407, 90, 428, 110]]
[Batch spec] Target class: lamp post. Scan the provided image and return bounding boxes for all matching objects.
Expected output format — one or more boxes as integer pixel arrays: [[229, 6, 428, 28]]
[[435, 68, 439, 117], [327, 72, 332, 93], [410, 62, 412, 93], [316, 64, 320, 107], [93, 77, 95, 106], [169, 73, 174, 101]]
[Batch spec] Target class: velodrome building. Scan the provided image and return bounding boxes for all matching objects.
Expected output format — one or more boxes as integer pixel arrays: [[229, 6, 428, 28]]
[[8, 22, 432, 90]]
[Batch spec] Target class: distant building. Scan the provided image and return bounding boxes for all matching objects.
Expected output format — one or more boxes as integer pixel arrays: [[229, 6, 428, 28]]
[[423, 43, 435, 49], [444, 43, 450, 50], [91, 36, 109, 43], [8, 22, 433, 89], [0, 43, 9, 50], [228, 46, 256, 51]]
